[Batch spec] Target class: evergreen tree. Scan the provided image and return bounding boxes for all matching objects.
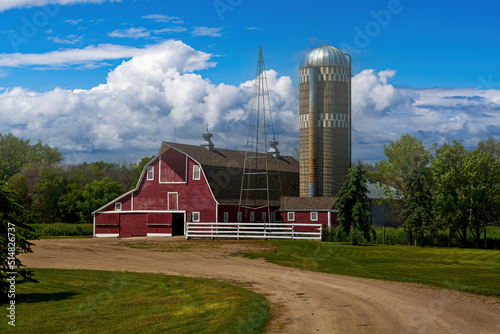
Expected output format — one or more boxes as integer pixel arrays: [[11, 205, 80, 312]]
[[335, 164, 373, 244], [0, 185, 38, 302]]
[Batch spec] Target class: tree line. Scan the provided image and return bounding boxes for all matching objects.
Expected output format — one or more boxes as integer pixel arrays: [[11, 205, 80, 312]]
[[1, 132, 499, 247], [336, 134, 500, 248], [1, 133, 154, 225]]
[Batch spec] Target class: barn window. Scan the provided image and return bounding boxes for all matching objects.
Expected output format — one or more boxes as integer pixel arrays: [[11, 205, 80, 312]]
[[271, 211, 276, 222], [192, 212, 200, 222], [147, 166, 154, 180], [193, 165, 201, 180], [250, 212, 255, 222], [287, 212, 295, 221], [115, 202, 122, 211], [237, 212, 242, 222], [310, 212, 318, 221], [223, 212, 229, 222], [262, 212, 266, 222]]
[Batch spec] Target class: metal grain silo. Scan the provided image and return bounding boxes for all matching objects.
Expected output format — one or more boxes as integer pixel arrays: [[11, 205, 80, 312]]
[[299, 44, 351, 197]]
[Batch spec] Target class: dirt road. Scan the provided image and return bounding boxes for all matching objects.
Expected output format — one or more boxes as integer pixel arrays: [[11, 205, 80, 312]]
[[20, 237, 500, 333]]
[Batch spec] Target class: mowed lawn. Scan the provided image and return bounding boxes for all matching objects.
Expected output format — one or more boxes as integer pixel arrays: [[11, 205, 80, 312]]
[[0, 269, 269, 334], [244, 241, 500, 296]]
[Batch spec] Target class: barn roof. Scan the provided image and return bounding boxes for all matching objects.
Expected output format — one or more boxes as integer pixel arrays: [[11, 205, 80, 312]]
[[366, 182, 400, 200], [163, 142, 300, 205], [164, 142, 299, 173], [280, 196, 337, 211]]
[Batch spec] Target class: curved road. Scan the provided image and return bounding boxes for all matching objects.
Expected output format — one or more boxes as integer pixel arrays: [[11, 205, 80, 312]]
[[21, 237, 500, 333]]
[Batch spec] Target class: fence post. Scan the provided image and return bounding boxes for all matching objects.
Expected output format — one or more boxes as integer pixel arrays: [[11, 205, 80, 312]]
[[383, 226, 385, 244], [237, 222, 240, 240], [292, 225, 295, 240]]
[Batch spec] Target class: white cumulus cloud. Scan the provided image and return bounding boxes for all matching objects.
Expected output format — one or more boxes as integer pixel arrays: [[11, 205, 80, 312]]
[[351, 70, 500, 163], [1, 39, 499, 165], [0, 40, 298, 163]]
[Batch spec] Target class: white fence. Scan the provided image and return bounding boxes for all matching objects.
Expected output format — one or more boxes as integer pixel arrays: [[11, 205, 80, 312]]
[[186, 222, 322, 240]]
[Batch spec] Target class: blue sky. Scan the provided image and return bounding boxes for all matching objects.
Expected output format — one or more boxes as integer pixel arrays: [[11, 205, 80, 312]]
[[1, 0, 499, 164]]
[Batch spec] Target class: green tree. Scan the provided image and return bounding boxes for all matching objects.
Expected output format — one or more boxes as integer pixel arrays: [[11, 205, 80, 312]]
[[477, 137, 500, 157], [462, 149, 500, 248], [0, 133, 63, 181], [432, 140, 469, 247], [375, 134, 432, 228], [375, 134, 432, 193], [57, 182, 85, 223], [31, 166, 67, 224], [78, 178, 124, 223], [0, 185, 38, 302], [401, 168, 434, 246], [335, 164, 373, 244]]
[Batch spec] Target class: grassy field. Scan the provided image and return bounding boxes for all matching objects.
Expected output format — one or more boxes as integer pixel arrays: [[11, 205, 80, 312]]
[[0, 269, 269, 333], [323, 225, 500, 248], [29, 223, 93, 238], [244, 240, 500, 296]]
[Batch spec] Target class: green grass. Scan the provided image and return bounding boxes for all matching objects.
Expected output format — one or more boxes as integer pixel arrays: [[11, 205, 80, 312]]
[[121, 239, 269, 252], [38, 235, 91, 239], [244, 240, 500, 296], [29, 223, 93, 237], [0, 269, 270, 333]]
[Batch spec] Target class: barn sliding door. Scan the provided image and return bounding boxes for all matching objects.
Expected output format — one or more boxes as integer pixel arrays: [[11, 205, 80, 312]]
[[168, 192, 178, 211]]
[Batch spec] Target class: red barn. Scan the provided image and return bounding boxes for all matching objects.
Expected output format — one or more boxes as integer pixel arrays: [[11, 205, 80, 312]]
[[92, 140, 304, 237], [280, 197, 338, 232]]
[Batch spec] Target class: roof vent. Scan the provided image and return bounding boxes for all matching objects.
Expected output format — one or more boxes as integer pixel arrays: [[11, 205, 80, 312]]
[[268, 140, 280, 158], [201, 123, 215, 151]]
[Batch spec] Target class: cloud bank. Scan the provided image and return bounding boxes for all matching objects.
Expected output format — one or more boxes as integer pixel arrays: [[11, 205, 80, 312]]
[[0, 39, 499, 164]]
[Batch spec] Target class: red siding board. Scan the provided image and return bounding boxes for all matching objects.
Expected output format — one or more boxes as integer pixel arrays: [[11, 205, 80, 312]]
[[160, 148, 186, 183], [95, 213, 119, 234], [147, 213, 172, 234], [218, 205, 280, 223], [120, 213, 148, 237]]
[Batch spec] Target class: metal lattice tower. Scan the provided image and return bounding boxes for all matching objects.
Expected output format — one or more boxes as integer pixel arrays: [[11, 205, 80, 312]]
[[238, 47, 282, 222]]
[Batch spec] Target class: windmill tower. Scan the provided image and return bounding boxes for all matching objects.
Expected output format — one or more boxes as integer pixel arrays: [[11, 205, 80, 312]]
[[238, 47, 282, 223]]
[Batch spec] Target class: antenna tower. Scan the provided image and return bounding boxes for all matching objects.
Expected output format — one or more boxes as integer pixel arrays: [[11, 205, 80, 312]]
[[238, 47, 282, 222]]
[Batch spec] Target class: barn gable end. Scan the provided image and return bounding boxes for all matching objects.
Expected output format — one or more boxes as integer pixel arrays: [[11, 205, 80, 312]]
[[93, 142, 218, 237]]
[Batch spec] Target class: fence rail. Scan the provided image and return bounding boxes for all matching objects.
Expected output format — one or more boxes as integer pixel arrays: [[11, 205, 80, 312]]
[[186, 222, 322, 240]]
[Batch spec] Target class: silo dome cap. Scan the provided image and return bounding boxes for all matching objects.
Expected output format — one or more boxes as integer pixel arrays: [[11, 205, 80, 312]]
[[300, 44, 349, 68]]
